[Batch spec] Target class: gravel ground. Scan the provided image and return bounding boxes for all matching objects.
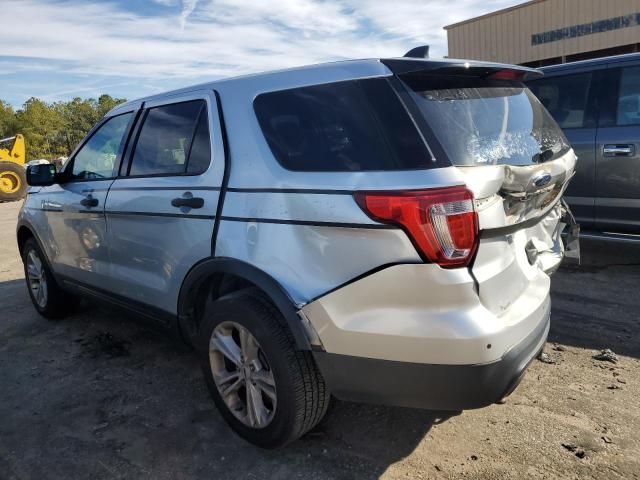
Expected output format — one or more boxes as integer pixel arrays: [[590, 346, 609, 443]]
[[1, 199, 639, 480]]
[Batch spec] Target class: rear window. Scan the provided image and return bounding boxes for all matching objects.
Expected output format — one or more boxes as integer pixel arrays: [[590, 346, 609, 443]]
[[129, 100, 210, 176], [253, 78, 439, 172], [527, 73, 594, 129], [401, 74, 571, 166]]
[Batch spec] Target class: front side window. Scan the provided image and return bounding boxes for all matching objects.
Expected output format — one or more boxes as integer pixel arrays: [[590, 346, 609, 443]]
[[616, 66, 640, 126], [129, 100, 210, 176], [402, 74, 571, 166], [527, 73, 593, 129], [254, 78, 435, 172], [71, 112, 132, 180]]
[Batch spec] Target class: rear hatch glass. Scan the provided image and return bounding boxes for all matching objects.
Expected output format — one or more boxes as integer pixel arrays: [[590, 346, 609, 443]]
[[399, 74, 571, 167]]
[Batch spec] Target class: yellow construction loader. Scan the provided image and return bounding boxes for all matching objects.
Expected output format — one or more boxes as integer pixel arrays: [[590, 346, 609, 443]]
[[0, 134, 27, 201]]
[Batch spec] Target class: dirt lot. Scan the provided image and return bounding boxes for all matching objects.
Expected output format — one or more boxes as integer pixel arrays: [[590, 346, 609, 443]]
[[1, 200, 639, 480]]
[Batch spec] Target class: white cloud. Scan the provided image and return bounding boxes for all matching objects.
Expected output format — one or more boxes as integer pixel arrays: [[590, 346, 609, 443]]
[[0, 0, 521, 103], [179, 0, 200, 30]]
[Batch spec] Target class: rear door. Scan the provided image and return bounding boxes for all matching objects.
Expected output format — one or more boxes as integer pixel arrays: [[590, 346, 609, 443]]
[[527, 68, 600, 229], [104, 91, 225, 317], [594, 64, 640, 233], [45, 111, 136, 287]]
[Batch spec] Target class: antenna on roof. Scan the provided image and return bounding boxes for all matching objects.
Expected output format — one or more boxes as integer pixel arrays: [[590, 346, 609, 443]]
[[403, 45, 429, 59]]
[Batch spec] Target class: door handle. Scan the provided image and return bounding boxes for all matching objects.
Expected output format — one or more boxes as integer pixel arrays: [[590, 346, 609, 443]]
[[603, 144, 635, 157], [80, 195, 99, 208], [171, 194, 204, 209]]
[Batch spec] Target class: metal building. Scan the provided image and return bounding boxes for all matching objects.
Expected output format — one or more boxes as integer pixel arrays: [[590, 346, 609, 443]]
[[445, 0, 640, 67]]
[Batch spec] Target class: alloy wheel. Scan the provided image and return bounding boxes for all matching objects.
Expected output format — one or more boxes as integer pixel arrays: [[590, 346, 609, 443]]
[[26, 249, 48, 308], [209, 321, 277, 428]]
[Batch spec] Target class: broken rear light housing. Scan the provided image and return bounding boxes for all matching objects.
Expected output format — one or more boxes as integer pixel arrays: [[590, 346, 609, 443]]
[[355, 186, 479, 268]]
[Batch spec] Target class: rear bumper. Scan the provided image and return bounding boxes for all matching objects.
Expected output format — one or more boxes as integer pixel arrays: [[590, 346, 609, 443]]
[[301, 263, 550, 366], [313, 308, 549, 410]]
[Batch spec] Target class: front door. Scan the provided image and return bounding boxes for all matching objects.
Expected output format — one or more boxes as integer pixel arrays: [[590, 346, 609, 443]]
[[595, 65, 640, 233], [46, 111, 135, 287], [104, 91, 225, 316]]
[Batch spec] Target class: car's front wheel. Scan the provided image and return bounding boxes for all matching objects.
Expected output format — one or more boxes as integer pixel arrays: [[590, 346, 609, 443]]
[[198, 288, 330, 448], [22, 237, 77, 319]]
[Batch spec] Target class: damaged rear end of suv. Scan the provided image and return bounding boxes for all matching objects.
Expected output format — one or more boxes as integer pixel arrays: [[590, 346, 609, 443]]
[[301, 58, 579, 412]]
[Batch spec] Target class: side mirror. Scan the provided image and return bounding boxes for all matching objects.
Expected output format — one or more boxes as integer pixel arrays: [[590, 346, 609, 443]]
[[26, 163, 57, 186]]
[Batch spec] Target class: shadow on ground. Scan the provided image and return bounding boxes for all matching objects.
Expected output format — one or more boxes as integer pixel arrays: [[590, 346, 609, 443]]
[[0, 277, 451, 479], [550, 237, 640, 359]]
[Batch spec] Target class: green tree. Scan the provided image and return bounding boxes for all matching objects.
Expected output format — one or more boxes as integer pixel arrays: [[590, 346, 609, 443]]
[[59, 94, 126, 154], [97, 94, 126, 118], [60, 97, 101, 150], [15, 97, 67, 159], [0, 94, 126, 160], [0, 100, 17, 138]]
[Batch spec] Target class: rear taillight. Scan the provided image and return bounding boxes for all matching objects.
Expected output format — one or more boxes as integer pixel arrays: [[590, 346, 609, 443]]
[[355, 186, 479, 268]]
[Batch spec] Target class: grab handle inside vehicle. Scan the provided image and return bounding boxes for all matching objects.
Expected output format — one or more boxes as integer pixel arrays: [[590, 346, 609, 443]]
[[603, 144, 635, 157]]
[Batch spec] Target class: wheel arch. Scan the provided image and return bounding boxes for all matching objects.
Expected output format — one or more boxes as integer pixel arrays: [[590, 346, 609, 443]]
[[177, 257, 311, 350], [16, 221, 59, 274], [17, 217, 52, 256], [17, 223, 35, 256]]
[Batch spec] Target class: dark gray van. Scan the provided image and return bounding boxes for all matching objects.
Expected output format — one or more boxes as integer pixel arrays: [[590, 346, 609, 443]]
[[527, 53, 640, 235]]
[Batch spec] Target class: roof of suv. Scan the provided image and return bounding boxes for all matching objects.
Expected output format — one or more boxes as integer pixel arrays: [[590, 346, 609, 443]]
[[539, 52, 640, 74], [109, 57, 541, 116]]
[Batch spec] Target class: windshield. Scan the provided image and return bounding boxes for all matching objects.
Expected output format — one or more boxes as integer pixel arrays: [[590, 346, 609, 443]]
[[400, 75, 570, 166]]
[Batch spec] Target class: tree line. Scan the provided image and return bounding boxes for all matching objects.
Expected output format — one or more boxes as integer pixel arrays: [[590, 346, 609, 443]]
[[0, 95, 126, 161]]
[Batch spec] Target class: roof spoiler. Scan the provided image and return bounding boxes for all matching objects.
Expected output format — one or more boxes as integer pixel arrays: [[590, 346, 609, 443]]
[[382, 58, 544, 81]]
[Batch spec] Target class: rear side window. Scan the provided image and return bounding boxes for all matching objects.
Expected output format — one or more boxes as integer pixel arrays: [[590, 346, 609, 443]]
[[129, 100, 211, 176], [527, 73, 594, 129], [253, 78, 434, 171], [616, 66, 640, 126]]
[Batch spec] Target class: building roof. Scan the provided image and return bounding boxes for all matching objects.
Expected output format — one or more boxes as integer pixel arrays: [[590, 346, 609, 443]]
[[444, 0, 545, 30]]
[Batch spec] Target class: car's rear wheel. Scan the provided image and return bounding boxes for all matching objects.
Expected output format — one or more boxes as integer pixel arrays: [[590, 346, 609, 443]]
[[198, 288, 329, 448], [22, 237, 77, 319]]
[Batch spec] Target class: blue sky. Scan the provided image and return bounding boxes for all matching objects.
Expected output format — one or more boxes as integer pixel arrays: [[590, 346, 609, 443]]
[[1, 0, 521, 107]]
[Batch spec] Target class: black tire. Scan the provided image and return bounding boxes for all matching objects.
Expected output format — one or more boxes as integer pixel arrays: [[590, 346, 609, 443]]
[[22, 237, 77, 319], [198, 288, 330, 448], [0, 161, 27, 202]]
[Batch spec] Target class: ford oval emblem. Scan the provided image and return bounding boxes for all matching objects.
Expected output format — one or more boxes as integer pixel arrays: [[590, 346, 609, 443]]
[[533, 172, 552, 188]]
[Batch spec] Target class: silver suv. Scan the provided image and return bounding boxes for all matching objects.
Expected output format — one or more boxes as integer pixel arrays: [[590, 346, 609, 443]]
[[18, 57, 578, 448]]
